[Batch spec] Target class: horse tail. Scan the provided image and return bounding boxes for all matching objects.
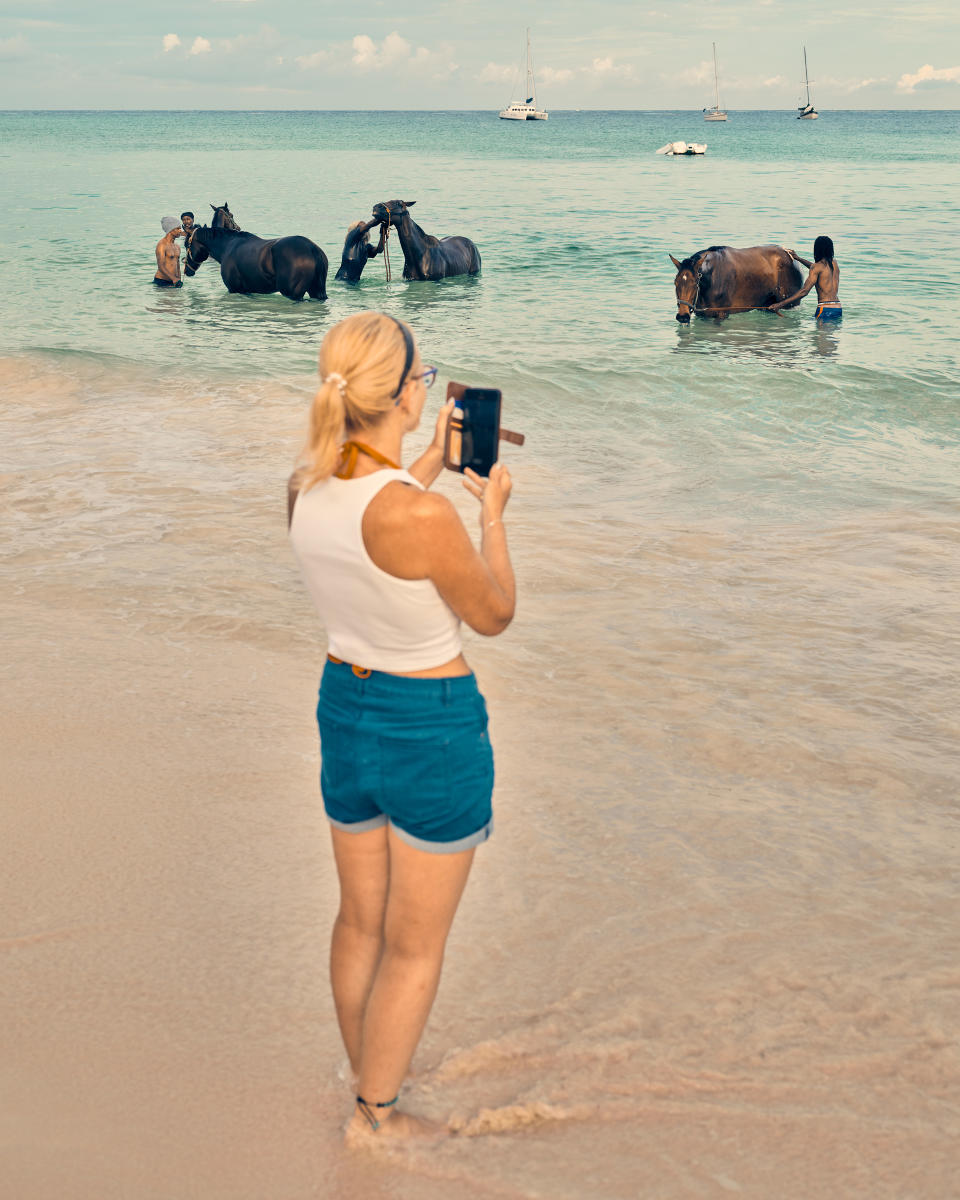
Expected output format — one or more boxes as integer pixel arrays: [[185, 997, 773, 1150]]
[[309, 249, 328, 301]]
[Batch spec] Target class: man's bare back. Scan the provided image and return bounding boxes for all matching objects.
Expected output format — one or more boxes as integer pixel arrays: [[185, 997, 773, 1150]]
[[790, 251, 839, 302], [769, 236, 841, 317]]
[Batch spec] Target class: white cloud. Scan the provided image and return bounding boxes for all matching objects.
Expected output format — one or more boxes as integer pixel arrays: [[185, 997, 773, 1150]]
[[477, 62, 514, 83], [352, 31, 429, 70], [673, 61, 712, 87], [190, 37, 211, 56], [296, 49, 330, 70], [0, 35, 29, 60], [162, 33, 180, 53], [540, 66, 574, 84], [590, 56, 633, 79], [897, 62, 960, 92], [763, 75, 785, 88]]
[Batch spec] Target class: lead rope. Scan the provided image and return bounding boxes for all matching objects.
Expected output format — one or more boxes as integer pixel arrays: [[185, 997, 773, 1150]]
[[382, 221, 392, 282]]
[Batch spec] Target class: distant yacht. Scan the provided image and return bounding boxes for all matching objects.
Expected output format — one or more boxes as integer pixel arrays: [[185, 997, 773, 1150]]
[[797, 46, 818, 119], [499, 29, 548, 121], [703, 43, 728, 121]]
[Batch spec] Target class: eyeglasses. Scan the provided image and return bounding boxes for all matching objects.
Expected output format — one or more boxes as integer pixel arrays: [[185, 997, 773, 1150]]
[[416, 366, 438, 389]]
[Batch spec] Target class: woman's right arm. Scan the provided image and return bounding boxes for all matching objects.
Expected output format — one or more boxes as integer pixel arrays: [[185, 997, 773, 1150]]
[[363, 464, 515, 635]]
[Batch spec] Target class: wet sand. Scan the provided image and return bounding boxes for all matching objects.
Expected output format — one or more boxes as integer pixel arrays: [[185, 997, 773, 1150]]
[[2, 353, 959, 1197], [3, 598, 959, 1200]]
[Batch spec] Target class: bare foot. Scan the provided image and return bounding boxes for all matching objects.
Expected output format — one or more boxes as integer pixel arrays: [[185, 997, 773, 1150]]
[[344, 1106, 449, 1149]]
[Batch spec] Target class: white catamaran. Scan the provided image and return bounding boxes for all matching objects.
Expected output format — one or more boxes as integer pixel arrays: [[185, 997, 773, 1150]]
[[499, 29, 548, 121], [797, 46, 818, 119], [703, 43, 728, 121]]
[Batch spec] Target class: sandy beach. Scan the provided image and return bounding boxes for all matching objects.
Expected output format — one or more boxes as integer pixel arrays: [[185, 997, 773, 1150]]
[[3, 589, 959, 1199]]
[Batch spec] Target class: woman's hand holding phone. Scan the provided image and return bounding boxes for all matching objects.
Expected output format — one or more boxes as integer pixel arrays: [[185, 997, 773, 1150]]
[[431, 398, 456, 455]]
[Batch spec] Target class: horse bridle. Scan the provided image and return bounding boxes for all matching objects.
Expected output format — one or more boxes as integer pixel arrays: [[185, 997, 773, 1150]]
[[185, 235, 207, 275], [677, 268, 703, 315]]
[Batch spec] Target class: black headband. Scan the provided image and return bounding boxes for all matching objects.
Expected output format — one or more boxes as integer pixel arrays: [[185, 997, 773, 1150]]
[[389, 317, 415, 399]]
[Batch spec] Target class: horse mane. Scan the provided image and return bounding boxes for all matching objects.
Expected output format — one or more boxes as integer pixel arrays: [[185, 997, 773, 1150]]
[[410, 218, 439, 248], [200, 225, 255, 241], [679, 245, 728, 272]]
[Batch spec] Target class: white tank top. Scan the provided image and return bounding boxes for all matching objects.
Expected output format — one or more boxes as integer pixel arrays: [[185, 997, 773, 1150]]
[[289, 469, 462, 672]]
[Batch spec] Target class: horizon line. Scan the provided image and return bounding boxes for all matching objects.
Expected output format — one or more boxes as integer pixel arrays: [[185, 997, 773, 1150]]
[[2, 106, 959, 114]]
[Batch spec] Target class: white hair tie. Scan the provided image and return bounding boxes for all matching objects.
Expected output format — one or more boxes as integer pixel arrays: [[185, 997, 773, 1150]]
[[324, 372, 348, 396]]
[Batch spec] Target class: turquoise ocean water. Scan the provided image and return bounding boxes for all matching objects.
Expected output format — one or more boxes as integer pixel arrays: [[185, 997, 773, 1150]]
[[2, 111, 959, 1196]]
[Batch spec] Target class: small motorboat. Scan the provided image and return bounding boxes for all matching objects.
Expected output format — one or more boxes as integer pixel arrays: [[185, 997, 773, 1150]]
[[656, 141, 707, 156]]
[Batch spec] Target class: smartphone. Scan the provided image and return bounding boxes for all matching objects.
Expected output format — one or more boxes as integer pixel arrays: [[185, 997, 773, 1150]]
[[444, 383, 502, 477]]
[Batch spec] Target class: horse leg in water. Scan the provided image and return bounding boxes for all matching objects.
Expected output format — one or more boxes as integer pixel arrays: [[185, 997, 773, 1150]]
[[271, 237, 327, 302], [220, 256, 252, 295]]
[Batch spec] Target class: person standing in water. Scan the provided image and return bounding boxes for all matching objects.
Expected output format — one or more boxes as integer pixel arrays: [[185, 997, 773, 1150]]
[[153, 217, 183, 288], [770, 235, 841, 320], [179, 211, 197, 258], [287, 311, 515, 1144]]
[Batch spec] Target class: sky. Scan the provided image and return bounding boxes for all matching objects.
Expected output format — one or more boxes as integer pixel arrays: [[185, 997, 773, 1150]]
[[1, 0, 959, 110]]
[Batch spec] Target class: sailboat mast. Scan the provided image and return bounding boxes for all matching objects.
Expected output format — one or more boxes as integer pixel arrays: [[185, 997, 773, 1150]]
[[526, 28, 535, 105], [713, 43, 721, 109], [803, 46, 811, 105]]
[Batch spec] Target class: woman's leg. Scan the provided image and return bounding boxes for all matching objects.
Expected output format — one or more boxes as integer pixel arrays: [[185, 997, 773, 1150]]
[[352, 827, 476, 1135], [329, 824, 390, 1075]]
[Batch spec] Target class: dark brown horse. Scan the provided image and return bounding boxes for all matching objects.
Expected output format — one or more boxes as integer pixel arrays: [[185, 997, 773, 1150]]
[[184, 205, 328, 301], [371, 200, 481, 281], [669, 245, 804, 323]]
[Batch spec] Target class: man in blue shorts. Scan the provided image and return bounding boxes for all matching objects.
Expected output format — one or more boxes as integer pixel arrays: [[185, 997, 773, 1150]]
[[770, 236, 841, 320]]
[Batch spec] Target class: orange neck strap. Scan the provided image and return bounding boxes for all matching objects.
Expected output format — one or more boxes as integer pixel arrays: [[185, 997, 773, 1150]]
[[335, 440, 400, 480]]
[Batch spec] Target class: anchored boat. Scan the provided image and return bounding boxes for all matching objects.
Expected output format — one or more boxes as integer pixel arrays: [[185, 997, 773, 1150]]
[[499, 29, 548, 121], [797, 46, 818, 119], [703, 43, 728, 121]]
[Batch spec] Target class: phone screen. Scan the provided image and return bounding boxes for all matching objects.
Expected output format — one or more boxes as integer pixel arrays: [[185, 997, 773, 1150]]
[[445, 385, 502, 476]]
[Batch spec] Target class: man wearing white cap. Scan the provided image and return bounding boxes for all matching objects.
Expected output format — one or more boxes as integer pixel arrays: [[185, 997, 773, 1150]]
[[154, 216, 183, 287]]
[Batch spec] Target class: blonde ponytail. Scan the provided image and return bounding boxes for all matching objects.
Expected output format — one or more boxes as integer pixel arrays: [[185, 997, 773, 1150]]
[[293, 311, 416, 491]]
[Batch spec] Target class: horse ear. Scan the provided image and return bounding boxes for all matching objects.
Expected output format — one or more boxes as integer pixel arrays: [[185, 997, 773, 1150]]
[[403, 200, 416, 207], [210, 203, 217, 211], [669, 254, 682, 270]]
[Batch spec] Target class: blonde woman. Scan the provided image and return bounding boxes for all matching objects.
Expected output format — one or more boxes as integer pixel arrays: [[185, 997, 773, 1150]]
[[288, 311, 515, 1142]]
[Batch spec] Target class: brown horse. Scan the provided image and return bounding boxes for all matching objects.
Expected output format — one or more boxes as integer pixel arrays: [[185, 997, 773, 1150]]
[[669, 245, 804, 323]]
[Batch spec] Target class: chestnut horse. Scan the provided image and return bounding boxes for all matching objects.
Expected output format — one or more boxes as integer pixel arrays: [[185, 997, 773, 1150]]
[[670, 245, 804, 322]]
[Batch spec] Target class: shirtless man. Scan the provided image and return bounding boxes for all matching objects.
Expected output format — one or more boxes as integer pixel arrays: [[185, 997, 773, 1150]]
[[154, 216, 183, 288], [770, 236, 841, 320]]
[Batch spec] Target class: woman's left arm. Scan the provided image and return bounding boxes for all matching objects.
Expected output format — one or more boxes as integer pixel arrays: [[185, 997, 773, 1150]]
[[408, 398, 455, 488]]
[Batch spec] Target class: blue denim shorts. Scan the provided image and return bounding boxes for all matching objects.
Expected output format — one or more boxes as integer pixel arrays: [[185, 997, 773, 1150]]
[[315, 658, 494, 853]]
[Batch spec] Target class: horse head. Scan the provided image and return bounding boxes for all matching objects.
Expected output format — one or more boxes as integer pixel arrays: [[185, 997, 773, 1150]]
[[371, 199, 416, 228], [210, 202, 240, 232], [184, 226, 211, 276], [670, 253, 698, 323]]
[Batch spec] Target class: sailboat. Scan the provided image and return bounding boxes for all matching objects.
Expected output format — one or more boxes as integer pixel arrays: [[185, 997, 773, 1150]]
[[797, 46, 818, 119], [703, 43, 728, 121], [498, 29, 548, 121]]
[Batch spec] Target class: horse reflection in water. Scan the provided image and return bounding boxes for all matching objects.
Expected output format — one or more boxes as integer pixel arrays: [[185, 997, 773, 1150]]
[[670, 245, 803, 323], [185, 203, 328, 302]]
